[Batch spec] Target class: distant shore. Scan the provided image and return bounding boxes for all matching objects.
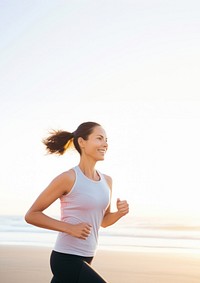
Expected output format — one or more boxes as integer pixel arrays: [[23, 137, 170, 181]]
[[1, 245, 200, 283]]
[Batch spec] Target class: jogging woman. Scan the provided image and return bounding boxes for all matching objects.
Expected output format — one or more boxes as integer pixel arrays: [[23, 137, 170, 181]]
[[25, 121, 129, 283]]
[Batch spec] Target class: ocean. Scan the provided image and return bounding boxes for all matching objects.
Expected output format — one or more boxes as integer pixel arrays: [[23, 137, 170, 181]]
[[0, 215, 200, 253]]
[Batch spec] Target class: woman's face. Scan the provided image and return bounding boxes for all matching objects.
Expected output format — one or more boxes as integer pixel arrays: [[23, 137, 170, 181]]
[[80, 126, 108, 161]]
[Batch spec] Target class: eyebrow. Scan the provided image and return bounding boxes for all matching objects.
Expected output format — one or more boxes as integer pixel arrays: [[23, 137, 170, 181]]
[[97, 134, 108, 141]]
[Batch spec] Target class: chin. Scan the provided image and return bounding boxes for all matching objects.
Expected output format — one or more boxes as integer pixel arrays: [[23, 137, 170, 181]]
[[99, 157, 105, 161], [95, 156, 105, 162]]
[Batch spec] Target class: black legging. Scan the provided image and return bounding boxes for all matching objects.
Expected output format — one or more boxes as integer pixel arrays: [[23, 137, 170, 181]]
[[50, 250, 108, 283]]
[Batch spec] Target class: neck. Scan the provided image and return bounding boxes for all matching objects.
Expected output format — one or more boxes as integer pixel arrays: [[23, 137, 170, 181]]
[[78, 160, 100, 181]]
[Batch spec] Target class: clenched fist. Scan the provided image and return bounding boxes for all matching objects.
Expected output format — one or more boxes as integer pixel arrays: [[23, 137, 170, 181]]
[[68, 222, 92, 240], [116, 198, 129, 216]]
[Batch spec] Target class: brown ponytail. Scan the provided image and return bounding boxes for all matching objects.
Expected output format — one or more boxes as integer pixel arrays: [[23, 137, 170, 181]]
[[43, 130, 74, 155], [43, 122, 101, 156]]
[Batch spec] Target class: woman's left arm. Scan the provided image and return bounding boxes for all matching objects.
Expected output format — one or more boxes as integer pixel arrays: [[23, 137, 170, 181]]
[[101, 175, 129, 228]]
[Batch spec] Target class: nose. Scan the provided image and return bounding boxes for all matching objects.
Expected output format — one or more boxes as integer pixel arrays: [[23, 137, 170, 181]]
[[104, 139, 108, 148]]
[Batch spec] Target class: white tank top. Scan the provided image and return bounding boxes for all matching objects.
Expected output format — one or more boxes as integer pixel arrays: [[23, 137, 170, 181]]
[[53, 165, 111, 256]]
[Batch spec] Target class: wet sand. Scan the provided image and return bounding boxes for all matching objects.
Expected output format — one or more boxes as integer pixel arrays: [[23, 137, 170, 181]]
[[1, 245, 200, 283]]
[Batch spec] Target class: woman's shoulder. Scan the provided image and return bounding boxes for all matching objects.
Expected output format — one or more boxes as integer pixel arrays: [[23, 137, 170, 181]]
[[55, 168, 75, 180], [102, 173, 112, 188], [52, 168, 76, 194]]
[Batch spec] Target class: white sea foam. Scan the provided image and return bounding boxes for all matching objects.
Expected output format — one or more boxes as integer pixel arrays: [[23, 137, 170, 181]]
[[0, 215, 200, 253]]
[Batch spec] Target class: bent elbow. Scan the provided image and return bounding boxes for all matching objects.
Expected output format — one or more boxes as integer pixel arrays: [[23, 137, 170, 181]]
[[101, 221, 108, 228], [24, 212, 30, 224], [24, 210, 33, 224]]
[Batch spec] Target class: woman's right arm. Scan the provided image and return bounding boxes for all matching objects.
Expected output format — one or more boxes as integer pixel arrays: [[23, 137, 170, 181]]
[[25, 170, 91, 239]]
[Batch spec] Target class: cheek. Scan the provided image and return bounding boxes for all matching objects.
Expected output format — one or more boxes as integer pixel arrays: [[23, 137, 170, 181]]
[[84, 144, 97, 154], [83, 140, 100, 155]]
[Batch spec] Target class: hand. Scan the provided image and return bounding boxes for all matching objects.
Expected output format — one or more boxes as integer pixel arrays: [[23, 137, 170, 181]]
[[68, 222, 92, 240], [116, 198, 129, 216]]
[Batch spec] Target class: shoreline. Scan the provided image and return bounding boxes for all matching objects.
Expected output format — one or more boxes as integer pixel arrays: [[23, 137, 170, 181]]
[[1, 241, 200, 255], [1, 245, 200, 283]]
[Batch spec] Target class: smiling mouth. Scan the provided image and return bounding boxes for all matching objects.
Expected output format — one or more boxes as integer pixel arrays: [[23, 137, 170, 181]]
[[98, 149, 106, 154]]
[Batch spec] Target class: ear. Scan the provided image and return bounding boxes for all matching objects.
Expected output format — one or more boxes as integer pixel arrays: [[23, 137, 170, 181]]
[[78, 137, 86, 149]]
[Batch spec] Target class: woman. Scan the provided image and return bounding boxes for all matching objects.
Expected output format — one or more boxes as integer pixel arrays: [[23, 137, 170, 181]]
[[25, 121, 129, 283]]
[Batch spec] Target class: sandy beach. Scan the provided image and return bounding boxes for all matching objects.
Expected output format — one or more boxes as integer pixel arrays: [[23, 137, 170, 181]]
[[1, 245, 200, 283]]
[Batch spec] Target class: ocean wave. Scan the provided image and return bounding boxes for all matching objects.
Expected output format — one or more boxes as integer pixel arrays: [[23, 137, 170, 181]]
[[1, 215, 200, 251]]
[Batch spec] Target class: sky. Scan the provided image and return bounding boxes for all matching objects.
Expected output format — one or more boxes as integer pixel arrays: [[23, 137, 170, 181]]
[[1, 1, 200, 223]]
